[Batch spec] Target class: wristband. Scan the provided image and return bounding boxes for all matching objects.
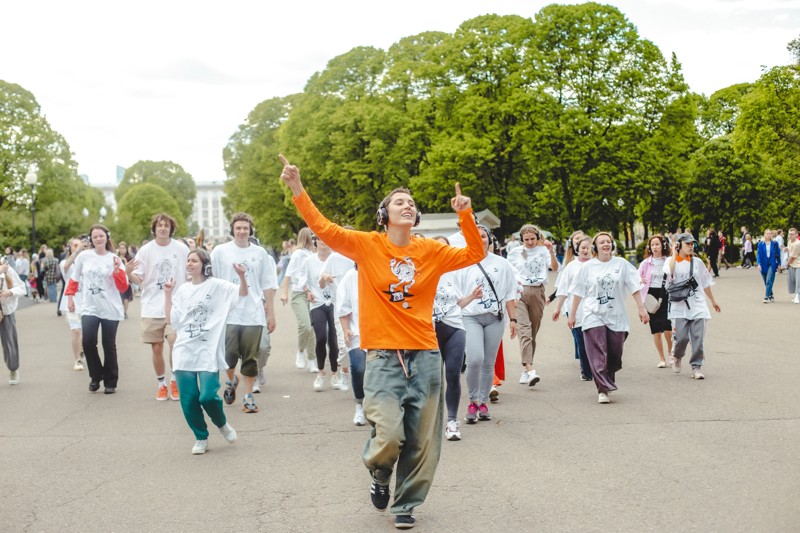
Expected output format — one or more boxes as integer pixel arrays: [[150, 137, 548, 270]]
[[509, 318, 517, 323]]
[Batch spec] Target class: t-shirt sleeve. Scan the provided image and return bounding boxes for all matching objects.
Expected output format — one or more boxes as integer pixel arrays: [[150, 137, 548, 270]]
[[285, 250, 307, 280], [336, 273, 353, 317], [170, 287, 187, 329], [261, 253, 278, 290], [569, 263, 587, 298], [501, 262, 518, 302], [695, 258, 714, 289], [132, 246, 146, 277], [624, 260, 643, 294], [70, 254, 83, 282]]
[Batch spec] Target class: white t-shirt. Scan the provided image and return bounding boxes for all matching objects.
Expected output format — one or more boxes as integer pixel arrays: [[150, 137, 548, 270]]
[[285, 248, 313, 293], [433, 270, 464, 330], [59, 259, 81, 314], [648, 257, 666, 289], [304, 253, 334, 310], [569, 256, 642, 332], [170, 278, 241, 372], [132, 239, 189, 318], [320, 252, 355, 301], [458, 253, 518, 318], [335, 268, 360, 350], [211, 241, 278, 326], [508, 245, 551, 286], [663, 257, 713, 321], [447, 231, 467, 249], [69, 250, 125, 321], [555, 259, 587, 328]]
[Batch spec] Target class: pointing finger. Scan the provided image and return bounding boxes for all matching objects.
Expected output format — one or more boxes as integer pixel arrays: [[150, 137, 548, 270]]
[[455, 182, 462, 197], [278, 154, 290, 167]]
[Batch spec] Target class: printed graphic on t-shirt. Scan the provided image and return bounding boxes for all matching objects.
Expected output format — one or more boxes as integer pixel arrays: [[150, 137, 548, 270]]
[[385, 257, 416, 308], [87, 268, 106, 295], [523, 253, 547, 283], [156, 257, 175, 289], [596, 273, 616, 305], [476, 272, 499, 312], [185, 295, 211, 339], [322, 286, 332, 302]]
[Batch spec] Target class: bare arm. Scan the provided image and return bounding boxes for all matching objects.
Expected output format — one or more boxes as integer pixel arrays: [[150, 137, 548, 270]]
[[263, 288, 276, 333]]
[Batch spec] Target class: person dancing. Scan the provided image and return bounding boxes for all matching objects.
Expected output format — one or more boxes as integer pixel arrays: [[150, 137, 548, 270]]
[[279, 155, 482, 529]]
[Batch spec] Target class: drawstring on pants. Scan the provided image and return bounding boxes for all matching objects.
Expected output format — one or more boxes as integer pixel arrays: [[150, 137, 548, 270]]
[[396, 349, 409, 379]]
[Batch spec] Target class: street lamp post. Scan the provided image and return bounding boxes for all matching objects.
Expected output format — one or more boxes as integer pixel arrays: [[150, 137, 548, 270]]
[[25, 168, 38, 253]]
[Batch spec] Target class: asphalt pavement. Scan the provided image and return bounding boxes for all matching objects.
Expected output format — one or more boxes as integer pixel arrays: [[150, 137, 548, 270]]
[[1, 266, 798, 532]]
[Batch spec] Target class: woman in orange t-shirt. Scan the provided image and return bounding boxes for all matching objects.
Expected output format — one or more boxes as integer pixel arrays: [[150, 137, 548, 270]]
[[280, 155, 483, 529]]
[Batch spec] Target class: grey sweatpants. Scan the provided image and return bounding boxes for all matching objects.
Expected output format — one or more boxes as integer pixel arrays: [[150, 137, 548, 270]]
[[673, 318, 705, 368], [788, 266, 800, 294], [463, 313, 504, 405], [1, 312, 20, 372]]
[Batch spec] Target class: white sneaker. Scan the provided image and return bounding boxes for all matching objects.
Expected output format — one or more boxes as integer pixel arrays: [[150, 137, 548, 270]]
[[330, 372, 341, 390], [192, 439, 208, 455], [307, 360, 319, 373], [598, 392, 610, 404], [251, 382, 261, 394], [692, 368, 705, 380], [295, 351, 306, 369], [257, 368, 266, 385], [519, 371, 529, 384], [73, 360, 84, 371], [673, 357, 682, 373], [793, 295, 800, 304], [339, 371, 350, 392], [313, 374, 325, 391], [353, 404, 367, 426], [9, 370, 19, 385], [526, 370, 541, 387], [218, 423, 237, 443], [445, 420, 461, 441]]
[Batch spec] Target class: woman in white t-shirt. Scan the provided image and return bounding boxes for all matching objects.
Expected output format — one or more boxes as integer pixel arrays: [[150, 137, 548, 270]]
[[280, 227, 317, 371], [59, 238, 85, 371], [336, 266, 366, 426], [663, 233, 721, 380], [552, 235, 593, 381], [64, 225, 129, 394], [164, 249, 246, 455], [638, 235, 673, 368], [507, 224, 558, 387], [568, 232, 648, 404], [457, 227, 518, 424], [304, 237, 340, 391]]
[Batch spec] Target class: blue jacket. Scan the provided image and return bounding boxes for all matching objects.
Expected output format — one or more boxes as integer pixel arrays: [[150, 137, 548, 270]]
[[757, 240, 780, 273]]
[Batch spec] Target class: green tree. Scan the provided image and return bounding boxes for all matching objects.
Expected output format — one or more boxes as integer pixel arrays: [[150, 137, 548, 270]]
[[116, 160, 196, 220], [698, 83, 752, 140], [222, 96, 301, 244], [115, 183, 186, 244]]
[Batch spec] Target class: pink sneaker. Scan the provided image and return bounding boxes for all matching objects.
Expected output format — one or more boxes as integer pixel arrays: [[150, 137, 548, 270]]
[[478, 403, 491, 421], [465, 403, 478, 424]]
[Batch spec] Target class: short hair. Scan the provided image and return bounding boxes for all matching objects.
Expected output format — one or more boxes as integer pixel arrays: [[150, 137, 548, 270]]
[[230, 212, 254, 232], [380, 188, 413, 210], [150, 213, 177, 237]]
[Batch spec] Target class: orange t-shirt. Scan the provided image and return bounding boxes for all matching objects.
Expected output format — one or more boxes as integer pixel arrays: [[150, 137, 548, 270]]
[[294, 191, 484, 350]]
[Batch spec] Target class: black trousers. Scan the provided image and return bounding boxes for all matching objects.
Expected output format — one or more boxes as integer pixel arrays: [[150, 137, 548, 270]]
[[310, 305, 338, 372], [81, 315, 119, 387], [709, 252, 719, 276]]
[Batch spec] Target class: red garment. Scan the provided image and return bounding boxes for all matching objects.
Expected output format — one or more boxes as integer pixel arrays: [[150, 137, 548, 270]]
[[494, 341, 505, 381]]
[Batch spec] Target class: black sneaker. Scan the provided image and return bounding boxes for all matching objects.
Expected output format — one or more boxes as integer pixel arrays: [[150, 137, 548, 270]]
[[89, 381, 100, 392], [370, 480, 390, 511], [395, 515, 416, 529]]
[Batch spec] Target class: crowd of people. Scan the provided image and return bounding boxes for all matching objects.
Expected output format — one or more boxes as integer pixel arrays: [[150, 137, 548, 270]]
[[2, 162, 799, 529]]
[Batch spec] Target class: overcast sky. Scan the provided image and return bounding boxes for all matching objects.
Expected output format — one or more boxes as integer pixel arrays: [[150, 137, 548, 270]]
[[3, 0, 797, 185]]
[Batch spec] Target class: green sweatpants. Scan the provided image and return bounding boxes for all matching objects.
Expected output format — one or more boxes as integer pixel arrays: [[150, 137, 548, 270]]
[[174, 370, 227, 440]]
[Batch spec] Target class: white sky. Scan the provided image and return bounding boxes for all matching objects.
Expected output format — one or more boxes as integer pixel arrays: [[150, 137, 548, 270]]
[[2, 0, 797, 185]]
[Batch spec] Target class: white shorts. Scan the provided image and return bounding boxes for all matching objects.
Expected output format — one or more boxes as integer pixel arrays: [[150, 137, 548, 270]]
[[66, 312, 82, 330]]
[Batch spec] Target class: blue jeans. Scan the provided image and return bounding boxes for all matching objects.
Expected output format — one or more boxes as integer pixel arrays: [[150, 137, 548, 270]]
[[348, 348, 366, 401], [571, 326, 592, 379], [47, 282, 58, 302], [362, 349, 443, 515], [761, 268, 776, 298]]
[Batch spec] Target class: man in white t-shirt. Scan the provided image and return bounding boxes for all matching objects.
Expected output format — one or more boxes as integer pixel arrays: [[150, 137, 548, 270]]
[[211, 213, 278, 414], [126, 214, 189, 401]]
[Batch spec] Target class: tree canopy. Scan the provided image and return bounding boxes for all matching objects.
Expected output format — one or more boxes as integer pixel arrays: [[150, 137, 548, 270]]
[[116, 160, 196, 220], [114, 183, 186, 244]]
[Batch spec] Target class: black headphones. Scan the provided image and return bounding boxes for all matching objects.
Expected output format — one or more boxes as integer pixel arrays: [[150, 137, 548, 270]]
[[192, 250, 213, 278], [229, 219, 255, 237], [91, 225, 111, 240], [591, 233, 617, 254], [311, 235, 318, 247], [376, 202, 421, 227], [676, 234, 699, 254]]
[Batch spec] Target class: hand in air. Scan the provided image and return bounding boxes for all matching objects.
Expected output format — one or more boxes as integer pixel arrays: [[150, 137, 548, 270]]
[[450, 182, 471, 213], [279, 154, 303, 196]]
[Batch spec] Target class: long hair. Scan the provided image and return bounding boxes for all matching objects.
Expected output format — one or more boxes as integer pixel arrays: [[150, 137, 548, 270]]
[[89, 224, 115, 253], [563, 230, 585, 266], [644, 234, 671, 259], [297, 227, 314, 251]]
